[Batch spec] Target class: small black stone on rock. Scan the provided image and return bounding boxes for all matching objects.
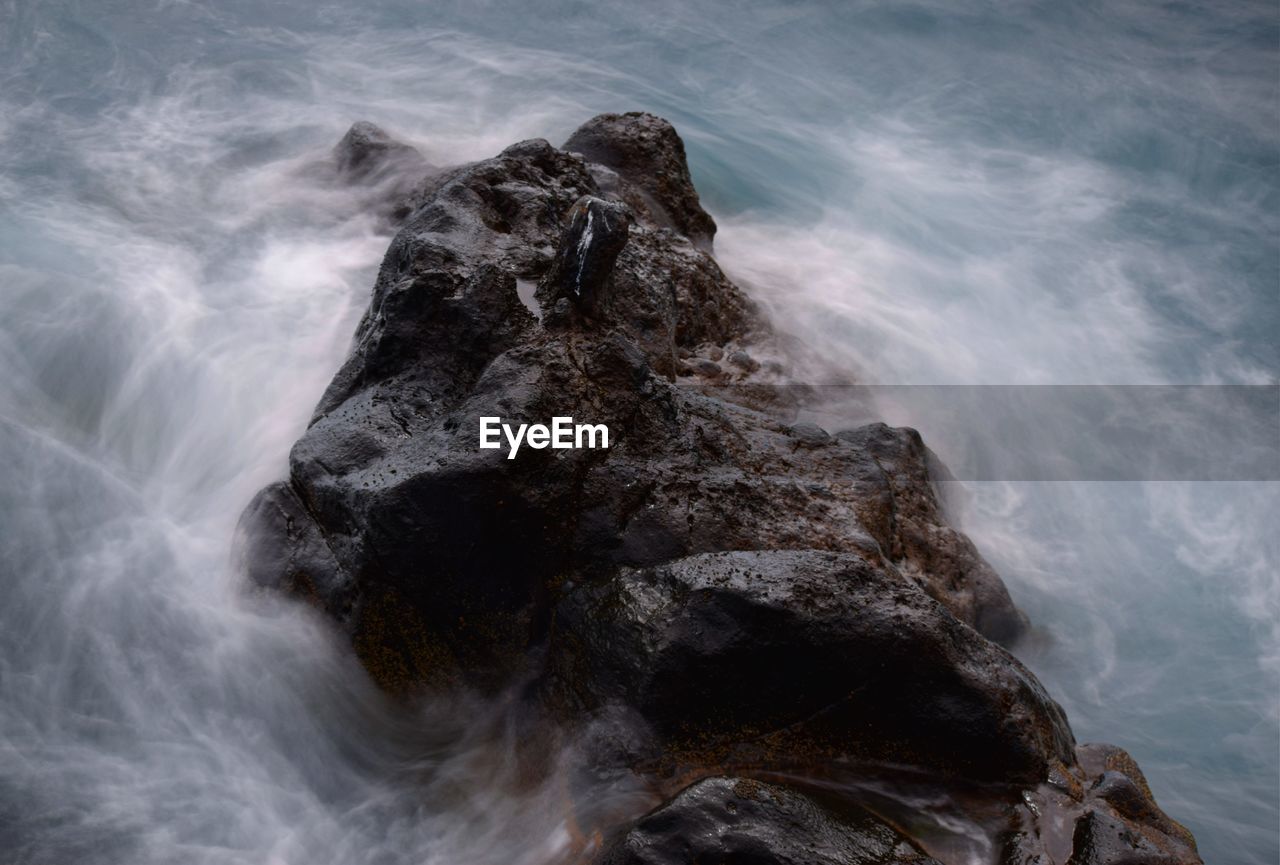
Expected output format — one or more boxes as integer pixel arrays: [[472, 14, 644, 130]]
[[537, 196, 632, 325]]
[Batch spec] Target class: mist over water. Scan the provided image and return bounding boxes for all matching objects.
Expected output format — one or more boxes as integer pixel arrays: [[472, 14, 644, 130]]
[[1, 1, 1275, 863]]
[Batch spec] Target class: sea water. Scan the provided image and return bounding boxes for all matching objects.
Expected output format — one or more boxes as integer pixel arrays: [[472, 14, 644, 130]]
[[1, 1, 1275, 862]]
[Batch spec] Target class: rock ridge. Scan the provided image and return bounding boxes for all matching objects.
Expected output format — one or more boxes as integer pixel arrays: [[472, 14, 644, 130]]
[[236, 113, 1200, 865]]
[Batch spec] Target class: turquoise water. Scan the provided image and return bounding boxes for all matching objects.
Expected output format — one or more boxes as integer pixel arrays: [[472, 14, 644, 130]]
[[1, 1, 1276, 862]]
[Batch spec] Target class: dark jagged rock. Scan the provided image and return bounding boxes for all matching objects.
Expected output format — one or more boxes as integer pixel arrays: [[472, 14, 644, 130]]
[[999, 744, 1201, 865], [1074, 743, 1197, 852], [1065, 810, 1192, 865], [237, 480, 354, 621], [564, 112, 717, 250], [333, 120, 429, 181], [237, 112, 1199, 862], [536, 195, 632, 322], [790, 419, 831, 446], [599, 776, 940, 865], [240, 114, 1020, 689], [311, 138, 591, 420], [326, 121, 436, 225], [835, 423, 1028, 644], [544, 550, 1074, 784]]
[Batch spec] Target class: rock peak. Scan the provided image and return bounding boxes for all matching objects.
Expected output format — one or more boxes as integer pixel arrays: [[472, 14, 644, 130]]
[[236, 114, 1201, 865], [565, 112, 717, 250]]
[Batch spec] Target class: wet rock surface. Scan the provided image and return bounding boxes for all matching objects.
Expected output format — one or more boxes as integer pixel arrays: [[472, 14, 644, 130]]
[[563, 111, 717, 250], [598, 776, 940, 865], [998, 743, 1200, 865], [536, 195, 632, 321], [236, 113, 1201, 863], [544, 550, 1073, 785]]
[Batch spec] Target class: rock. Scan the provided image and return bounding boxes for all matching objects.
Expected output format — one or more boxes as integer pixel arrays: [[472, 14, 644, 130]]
[[1075, 744, 1200, 860], [544, 550, 1074, 784], [564, 112, 717, 250], [241, 117, 1023, 690], [240, 120, 768, 688], [1066, 811, 1194, 865], [999, 743, 1201, 865], [328, 121, 435, 224], [237, 113, 1198, 860], [789, 420, 831, 446], [333, 120, 428, 181], [536, 195, 631, 321], [728, 349, 760, 372], [235, 481, 354, 621], [686, 357, 722, 378], [310, 140, 594, 420], [836, 423, 1028, 644], [598, 776, 940, 864]]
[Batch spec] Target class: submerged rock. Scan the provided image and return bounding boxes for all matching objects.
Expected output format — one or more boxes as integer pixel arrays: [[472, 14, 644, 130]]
[[333, 120, 428, 181], [236, 111, 1199, 862], [328, 120, 435, 224]]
